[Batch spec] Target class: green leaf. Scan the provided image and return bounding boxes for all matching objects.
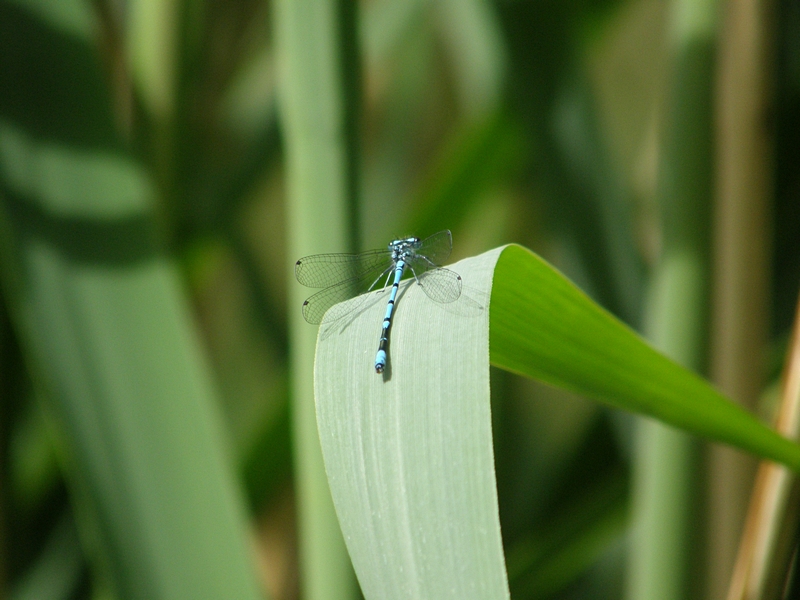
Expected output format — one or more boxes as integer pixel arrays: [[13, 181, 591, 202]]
[[315, 248, 508, 600], [274, 0, 360, 597], [0, 124, 262, 600], [490, 245, 800, 471], [506, 469, 627, 598], [11, 513, 83, 600], [314, 244, 800, 600]]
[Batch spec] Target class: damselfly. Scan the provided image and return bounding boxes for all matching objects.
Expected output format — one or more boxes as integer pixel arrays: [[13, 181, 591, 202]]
[[295, 230, 462, 373]]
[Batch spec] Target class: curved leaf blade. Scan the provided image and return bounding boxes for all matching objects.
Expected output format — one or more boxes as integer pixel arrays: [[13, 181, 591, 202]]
[[490, 245, 800, 471], [314, 243, 800, 600], [314, 248, 509, 600]]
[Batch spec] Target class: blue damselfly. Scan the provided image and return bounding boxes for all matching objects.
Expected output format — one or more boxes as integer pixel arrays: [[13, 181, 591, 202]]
[[295, 230, 462, 373]]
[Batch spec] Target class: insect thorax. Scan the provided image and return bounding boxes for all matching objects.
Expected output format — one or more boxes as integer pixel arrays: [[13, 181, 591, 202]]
[[388, 237, 421, 262]]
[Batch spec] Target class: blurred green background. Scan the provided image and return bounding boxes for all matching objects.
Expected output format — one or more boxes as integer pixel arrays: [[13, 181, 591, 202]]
[[0, 0, 799, 599]]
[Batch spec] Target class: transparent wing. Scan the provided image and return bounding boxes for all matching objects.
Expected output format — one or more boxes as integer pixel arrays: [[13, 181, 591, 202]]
[[301, 264, 393, 324], [302, 279, 364, 324], [416, 268, 462, 304], [295, 248, 389, 288], [412, 230, 453, 273]]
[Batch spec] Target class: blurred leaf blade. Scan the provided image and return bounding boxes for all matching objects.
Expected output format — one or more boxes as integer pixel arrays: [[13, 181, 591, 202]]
[[507, 469, 627, 599], [0, 1, 118, 148], [11, 512, 83, 600], [434, 0, 507, 116], [0, 143, 265, 600], [0, 3, 265, 597], [275, 0, 359, 597], [404, 108, 525, 237]]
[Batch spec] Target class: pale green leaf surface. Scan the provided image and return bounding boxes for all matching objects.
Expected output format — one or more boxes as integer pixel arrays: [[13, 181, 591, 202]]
[[315, 247, 509, 600], [315, 243, 800, 600]]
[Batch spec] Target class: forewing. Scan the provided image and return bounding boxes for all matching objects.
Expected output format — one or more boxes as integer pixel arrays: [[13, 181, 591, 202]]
[[295, 248, 388, 288], [415, 230, 453, 269], [301, 264, 393, 323], [417, 268, 462, 304]]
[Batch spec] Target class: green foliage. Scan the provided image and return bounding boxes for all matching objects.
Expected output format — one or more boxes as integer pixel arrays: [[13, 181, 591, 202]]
[[1, 0, 799, 599], [314, 249, 508, 600], [314, 244, 800, 599], [0, 1, 265, 599], [491, 246, 800, 471]]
